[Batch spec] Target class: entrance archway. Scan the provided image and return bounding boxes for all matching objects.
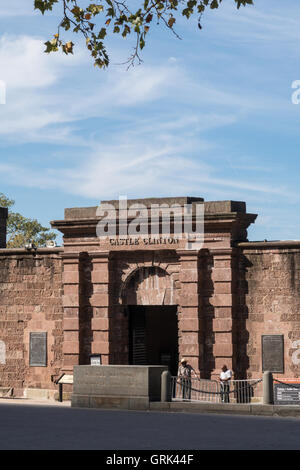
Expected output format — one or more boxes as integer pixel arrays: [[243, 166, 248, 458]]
[[122, 266, 178, 375], [128, 305, 178, 375]]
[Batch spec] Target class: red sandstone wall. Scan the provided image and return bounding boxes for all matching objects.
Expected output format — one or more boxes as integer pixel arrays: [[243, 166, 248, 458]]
[[239, 248, 300, 379], [2, 241, 300, 396], [0, 250, 64, 396]]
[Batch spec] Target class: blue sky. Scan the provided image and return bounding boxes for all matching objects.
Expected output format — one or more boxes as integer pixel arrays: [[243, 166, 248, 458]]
[[0, 0, 300, 244]]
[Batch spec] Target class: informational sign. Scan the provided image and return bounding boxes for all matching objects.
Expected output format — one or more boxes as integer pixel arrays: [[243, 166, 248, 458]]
[[262, 335, 284, 373], [274, 380, 300, 405], [57, 374, 73, 385], [90, 354, 102, 366], [29, 332, 47, 367]]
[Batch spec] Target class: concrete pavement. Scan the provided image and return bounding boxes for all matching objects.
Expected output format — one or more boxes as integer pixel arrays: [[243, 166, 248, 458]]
[[0, 397, 71, 407], [1, 397, 300, 419], [150, 401, 300, 418], [1, 399, 300, 450]]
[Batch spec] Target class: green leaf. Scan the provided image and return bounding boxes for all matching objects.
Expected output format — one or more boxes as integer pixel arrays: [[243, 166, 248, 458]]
[[34, 0, 58, 15], [210, 0, 219, 9], [140, 35, 145, 50], [98, 28, 107, 39]]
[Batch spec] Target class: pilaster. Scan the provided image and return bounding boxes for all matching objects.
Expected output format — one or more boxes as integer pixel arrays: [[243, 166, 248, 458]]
[[177, 250, 202, 374], [62, 252, 81, 373], [90, 252, 110, 365], [210, 248, 237, 378]]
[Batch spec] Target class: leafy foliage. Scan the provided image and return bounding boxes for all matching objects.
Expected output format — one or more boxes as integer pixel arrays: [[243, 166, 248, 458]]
[[34, 0, 254, 68], [0, 193, 57, 248]]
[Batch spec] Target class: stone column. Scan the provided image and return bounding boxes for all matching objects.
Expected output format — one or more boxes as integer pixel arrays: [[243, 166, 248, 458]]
[[62, 252, 81, 373], [90, 251, 110, 365], [177, 250, 201, 374], [210, 248, 236, 379]]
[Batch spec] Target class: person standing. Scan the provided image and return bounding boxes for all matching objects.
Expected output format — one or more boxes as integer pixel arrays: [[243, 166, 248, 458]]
[[177, 358, 196, 400], [220, 364, 232, 403]]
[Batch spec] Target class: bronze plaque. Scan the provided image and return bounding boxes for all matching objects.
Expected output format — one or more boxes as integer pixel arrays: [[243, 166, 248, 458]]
[[262, 335, 284, 373], [29, 332, 47, 367]]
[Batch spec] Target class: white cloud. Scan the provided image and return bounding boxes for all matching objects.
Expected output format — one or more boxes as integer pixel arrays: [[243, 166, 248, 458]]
[[0, 137, 295, 204], [0, 35, 56, 89], [0, 34, 87, 91], [203, 1, 300, 46], [0, 29, 293, 205], [0, 24, 291, 146], [0, 34, 189, 141]]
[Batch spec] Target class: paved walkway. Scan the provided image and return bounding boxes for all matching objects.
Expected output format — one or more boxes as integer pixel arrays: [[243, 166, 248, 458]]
[[1, 397, 300, 419], [150, 400, 300, 418], [0, 397, 71, 407], [1, 399, 300, 450], [0, 398, 300, 418]]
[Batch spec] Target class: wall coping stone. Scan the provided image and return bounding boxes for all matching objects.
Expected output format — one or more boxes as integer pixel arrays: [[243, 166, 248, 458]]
[[238, 241, 300, 249], [0, 247, 64, 256]]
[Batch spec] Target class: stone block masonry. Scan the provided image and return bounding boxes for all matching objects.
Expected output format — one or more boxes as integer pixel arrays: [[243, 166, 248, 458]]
[[237, 243, 300, 380], [71, 365, 167, 409], [0, 248, 64, 396], [0, 198, 300, 398]]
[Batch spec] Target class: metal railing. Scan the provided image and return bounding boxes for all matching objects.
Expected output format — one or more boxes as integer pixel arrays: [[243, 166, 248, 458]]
[[172, 376, 220, 403], [273, 377, 300, 387], [228, 379, 263, 403], [171, 376, 263, 404]]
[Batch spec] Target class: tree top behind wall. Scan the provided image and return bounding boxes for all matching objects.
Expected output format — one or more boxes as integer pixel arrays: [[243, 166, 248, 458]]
[[0, 193, 57, 249]]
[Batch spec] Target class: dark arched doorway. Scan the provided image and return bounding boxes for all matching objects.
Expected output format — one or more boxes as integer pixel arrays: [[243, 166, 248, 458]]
[[123, 266, 178, 375]]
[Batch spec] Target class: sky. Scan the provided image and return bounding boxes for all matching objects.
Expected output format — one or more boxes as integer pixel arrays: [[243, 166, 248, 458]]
[[0, 0, 300, 244]]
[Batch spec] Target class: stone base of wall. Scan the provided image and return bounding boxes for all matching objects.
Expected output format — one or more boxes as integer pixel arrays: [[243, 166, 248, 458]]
[[24, 388, 58, 401], [71, 394, 150, 410]]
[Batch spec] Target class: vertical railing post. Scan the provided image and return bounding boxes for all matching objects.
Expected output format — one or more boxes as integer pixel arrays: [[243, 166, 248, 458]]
[[263, 371, 274, 404], [59, 383, 63, 403], [161, 370, 172, 402]]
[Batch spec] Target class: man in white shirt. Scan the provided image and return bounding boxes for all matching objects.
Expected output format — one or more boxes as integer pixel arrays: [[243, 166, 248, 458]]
[[220, 364, 232, 403]]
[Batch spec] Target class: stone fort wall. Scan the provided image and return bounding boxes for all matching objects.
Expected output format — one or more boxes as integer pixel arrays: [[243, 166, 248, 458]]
[[237, 242, 300, 380], [0, 243, 299, 395], [0, 200, 300, 396], [0, 248, 64, 397]]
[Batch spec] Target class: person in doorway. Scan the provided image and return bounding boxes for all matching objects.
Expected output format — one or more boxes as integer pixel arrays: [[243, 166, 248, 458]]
[[177, 358, 197, 400], [220, 364, 232, 403]]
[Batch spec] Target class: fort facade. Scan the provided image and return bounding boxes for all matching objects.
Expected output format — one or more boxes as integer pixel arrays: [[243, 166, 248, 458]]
[[0, 197, 299, 398]]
